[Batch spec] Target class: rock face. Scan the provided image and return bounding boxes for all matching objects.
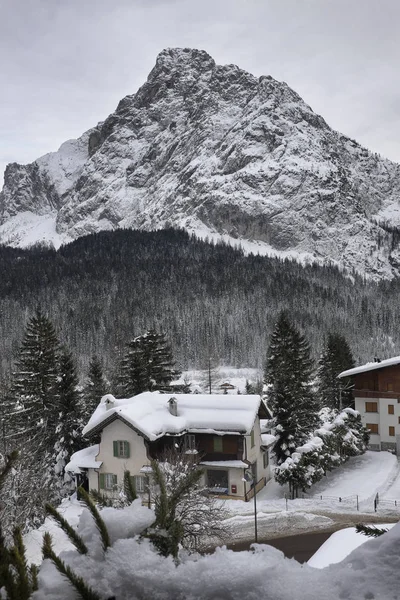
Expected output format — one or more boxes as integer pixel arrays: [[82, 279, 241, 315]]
[[2, 47, 400, 278]]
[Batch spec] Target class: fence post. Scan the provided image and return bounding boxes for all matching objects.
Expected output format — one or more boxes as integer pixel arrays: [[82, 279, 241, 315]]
[[285, 495, 288, 511], [356, 495, 359, 511]]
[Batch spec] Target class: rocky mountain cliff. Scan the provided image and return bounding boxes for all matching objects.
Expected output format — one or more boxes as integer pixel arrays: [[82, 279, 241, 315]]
[[2, 47, 400, 278]]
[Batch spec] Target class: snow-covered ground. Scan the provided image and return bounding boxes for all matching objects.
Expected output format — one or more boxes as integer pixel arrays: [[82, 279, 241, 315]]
[[24, 451, 400, 567], [182, 366, 262, 393], [30, 500, 400, 600], [225, 451, 399, 520], [308, 523, 395, 569]]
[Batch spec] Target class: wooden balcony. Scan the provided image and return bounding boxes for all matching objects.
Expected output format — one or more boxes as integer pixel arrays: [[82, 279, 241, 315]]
[[354, 389, 400, 399]]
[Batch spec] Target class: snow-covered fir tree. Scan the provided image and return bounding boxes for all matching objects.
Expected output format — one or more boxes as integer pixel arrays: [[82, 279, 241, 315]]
[[275, 407, 369, 497], [264, 311, 319, 465], [82, 355, 108, 422], [9, 309, 60, 444], [52, 349, 84, 497], [317, 332, 355, 409], [117, 330, 178, 396]]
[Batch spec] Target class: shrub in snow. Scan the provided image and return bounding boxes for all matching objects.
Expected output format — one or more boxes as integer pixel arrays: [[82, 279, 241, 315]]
[[146, 451, 228, 557]]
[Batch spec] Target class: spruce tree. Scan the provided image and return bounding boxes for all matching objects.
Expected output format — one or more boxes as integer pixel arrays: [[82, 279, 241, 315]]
[[52, 349, 84, 498], [3, 311, 61, 529], [118, 330, 178, 397], [82, 356, 108, 422], [9, 309, 60, 446], [317, 332, 355, 409], [264, 311, 319, 465]]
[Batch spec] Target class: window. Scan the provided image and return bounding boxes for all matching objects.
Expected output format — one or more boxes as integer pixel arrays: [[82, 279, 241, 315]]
[[367, 423, 378, 434], [365, 402, 378, 413], [398, 417, 400, 424], [184, 434, 196, 451], [250, 430, 255, 448], [388, 405, 394, 415], [387, 382, 394, 392], [389, 426, 395, 437], [113, 440, 130, 458], [213, 436, 223, 452], [100, 473, 117, 490], [263, 451, 269, 469], [207, 469, 228, 493], [134, 475, 146, 493]]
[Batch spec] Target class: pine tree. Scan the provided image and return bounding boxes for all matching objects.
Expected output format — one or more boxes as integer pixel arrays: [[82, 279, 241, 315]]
[[3, 311, 62, 530], [264, 311, 319, 465], [118, 330, 178, 397], [52, 349, 84, 498], [9, 309, 60, 446], [82, 356, 108, 422], [317, 332, 355, 409]]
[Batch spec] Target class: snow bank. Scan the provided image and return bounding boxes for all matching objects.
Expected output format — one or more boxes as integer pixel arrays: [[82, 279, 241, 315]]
[[308, 523, 395, 569]]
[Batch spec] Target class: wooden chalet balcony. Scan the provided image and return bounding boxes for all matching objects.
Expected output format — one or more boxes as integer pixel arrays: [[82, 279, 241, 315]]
[[354, 389, 400, 399]]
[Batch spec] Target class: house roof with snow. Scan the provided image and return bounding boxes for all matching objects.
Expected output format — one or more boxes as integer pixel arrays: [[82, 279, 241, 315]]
[[338, 355, 400, 378], [82, 392, 267, 441], [65, 445, 102, 474]]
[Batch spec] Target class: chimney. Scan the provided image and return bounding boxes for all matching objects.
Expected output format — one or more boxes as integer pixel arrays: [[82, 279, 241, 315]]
[[168, 397, 178, 416], [374, 357, 381, 363], [102, 394, 116, 410]]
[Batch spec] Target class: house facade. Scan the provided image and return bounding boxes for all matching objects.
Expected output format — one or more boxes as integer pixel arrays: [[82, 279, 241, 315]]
[[339, 356, 400, 454], [67, 392, 272, 501]]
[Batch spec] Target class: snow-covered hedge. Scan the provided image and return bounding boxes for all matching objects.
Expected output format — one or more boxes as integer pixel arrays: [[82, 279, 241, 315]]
[[275, 408, 369, 496]]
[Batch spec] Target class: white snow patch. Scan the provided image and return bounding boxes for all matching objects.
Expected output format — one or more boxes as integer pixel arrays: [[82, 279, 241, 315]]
[[0, 211, 71, 249]]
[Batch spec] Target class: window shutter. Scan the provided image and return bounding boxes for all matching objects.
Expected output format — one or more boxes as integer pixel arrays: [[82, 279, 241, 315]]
[[113, 474, 118, 486], [125, 442, 130, 458], [113, 441, 118, 457], [99, 473, 105, 489]]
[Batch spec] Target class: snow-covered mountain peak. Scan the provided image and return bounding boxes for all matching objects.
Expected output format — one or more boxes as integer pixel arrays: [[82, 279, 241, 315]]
[[1, 48, 400, 278]]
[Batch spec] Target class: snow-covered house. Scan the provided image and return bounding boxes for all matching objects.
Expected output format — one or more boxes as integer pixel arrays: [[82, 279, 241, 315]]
[[339, 356, 400, 454], [67, 392, 272, 501]]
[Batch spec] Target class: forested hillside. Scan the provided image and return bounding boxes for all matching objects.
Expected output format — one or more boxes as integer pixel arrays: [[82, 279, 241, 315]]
[[0, 228, 398, 382]]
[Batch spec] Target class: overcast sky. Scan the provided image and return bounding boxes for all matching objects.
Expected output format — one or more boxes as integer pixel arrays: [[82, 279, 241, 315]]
[[1, 0, 399, 184]]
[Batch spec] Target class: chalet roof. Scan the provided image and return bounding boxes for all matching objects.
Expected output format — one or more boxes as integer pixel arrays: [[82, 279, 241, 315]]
[[338, 355, 400, 378], [82, 392, 265, 441]]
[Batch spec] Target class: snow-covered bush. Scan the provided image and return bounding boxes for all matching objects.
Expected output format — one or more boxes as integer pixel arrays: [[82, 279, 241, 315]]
[[275, 408, 369, 497]]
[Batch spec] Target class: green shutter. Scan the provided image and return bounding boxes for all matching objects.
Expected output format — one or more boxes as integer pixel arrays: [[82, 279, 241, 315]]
[[113, 474, 118, 487], [125, 441, 130, 458], [113, 441, 118, 457], [213, 436, 223, 452], [99, 473, 105, 489]]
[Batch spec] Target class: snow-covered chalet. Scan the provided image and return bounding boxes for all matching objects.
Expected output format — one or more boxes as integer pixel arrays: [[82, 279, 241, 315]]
[[339, 355, 400, 454], [66, 392, 273, 501]]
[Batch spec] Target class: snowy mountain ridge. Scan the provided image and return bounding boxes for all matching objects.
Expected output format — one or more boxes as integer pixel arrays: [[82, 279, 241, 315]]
[[2, 47, 400, 278]]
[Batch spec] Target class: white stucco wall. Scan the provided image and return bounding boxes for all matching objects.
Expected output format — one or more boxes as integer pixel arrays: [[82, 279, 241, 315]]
[[355, 396, 399, 448], [377, 398, 398, 444], [90, 419, 150, 491]]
